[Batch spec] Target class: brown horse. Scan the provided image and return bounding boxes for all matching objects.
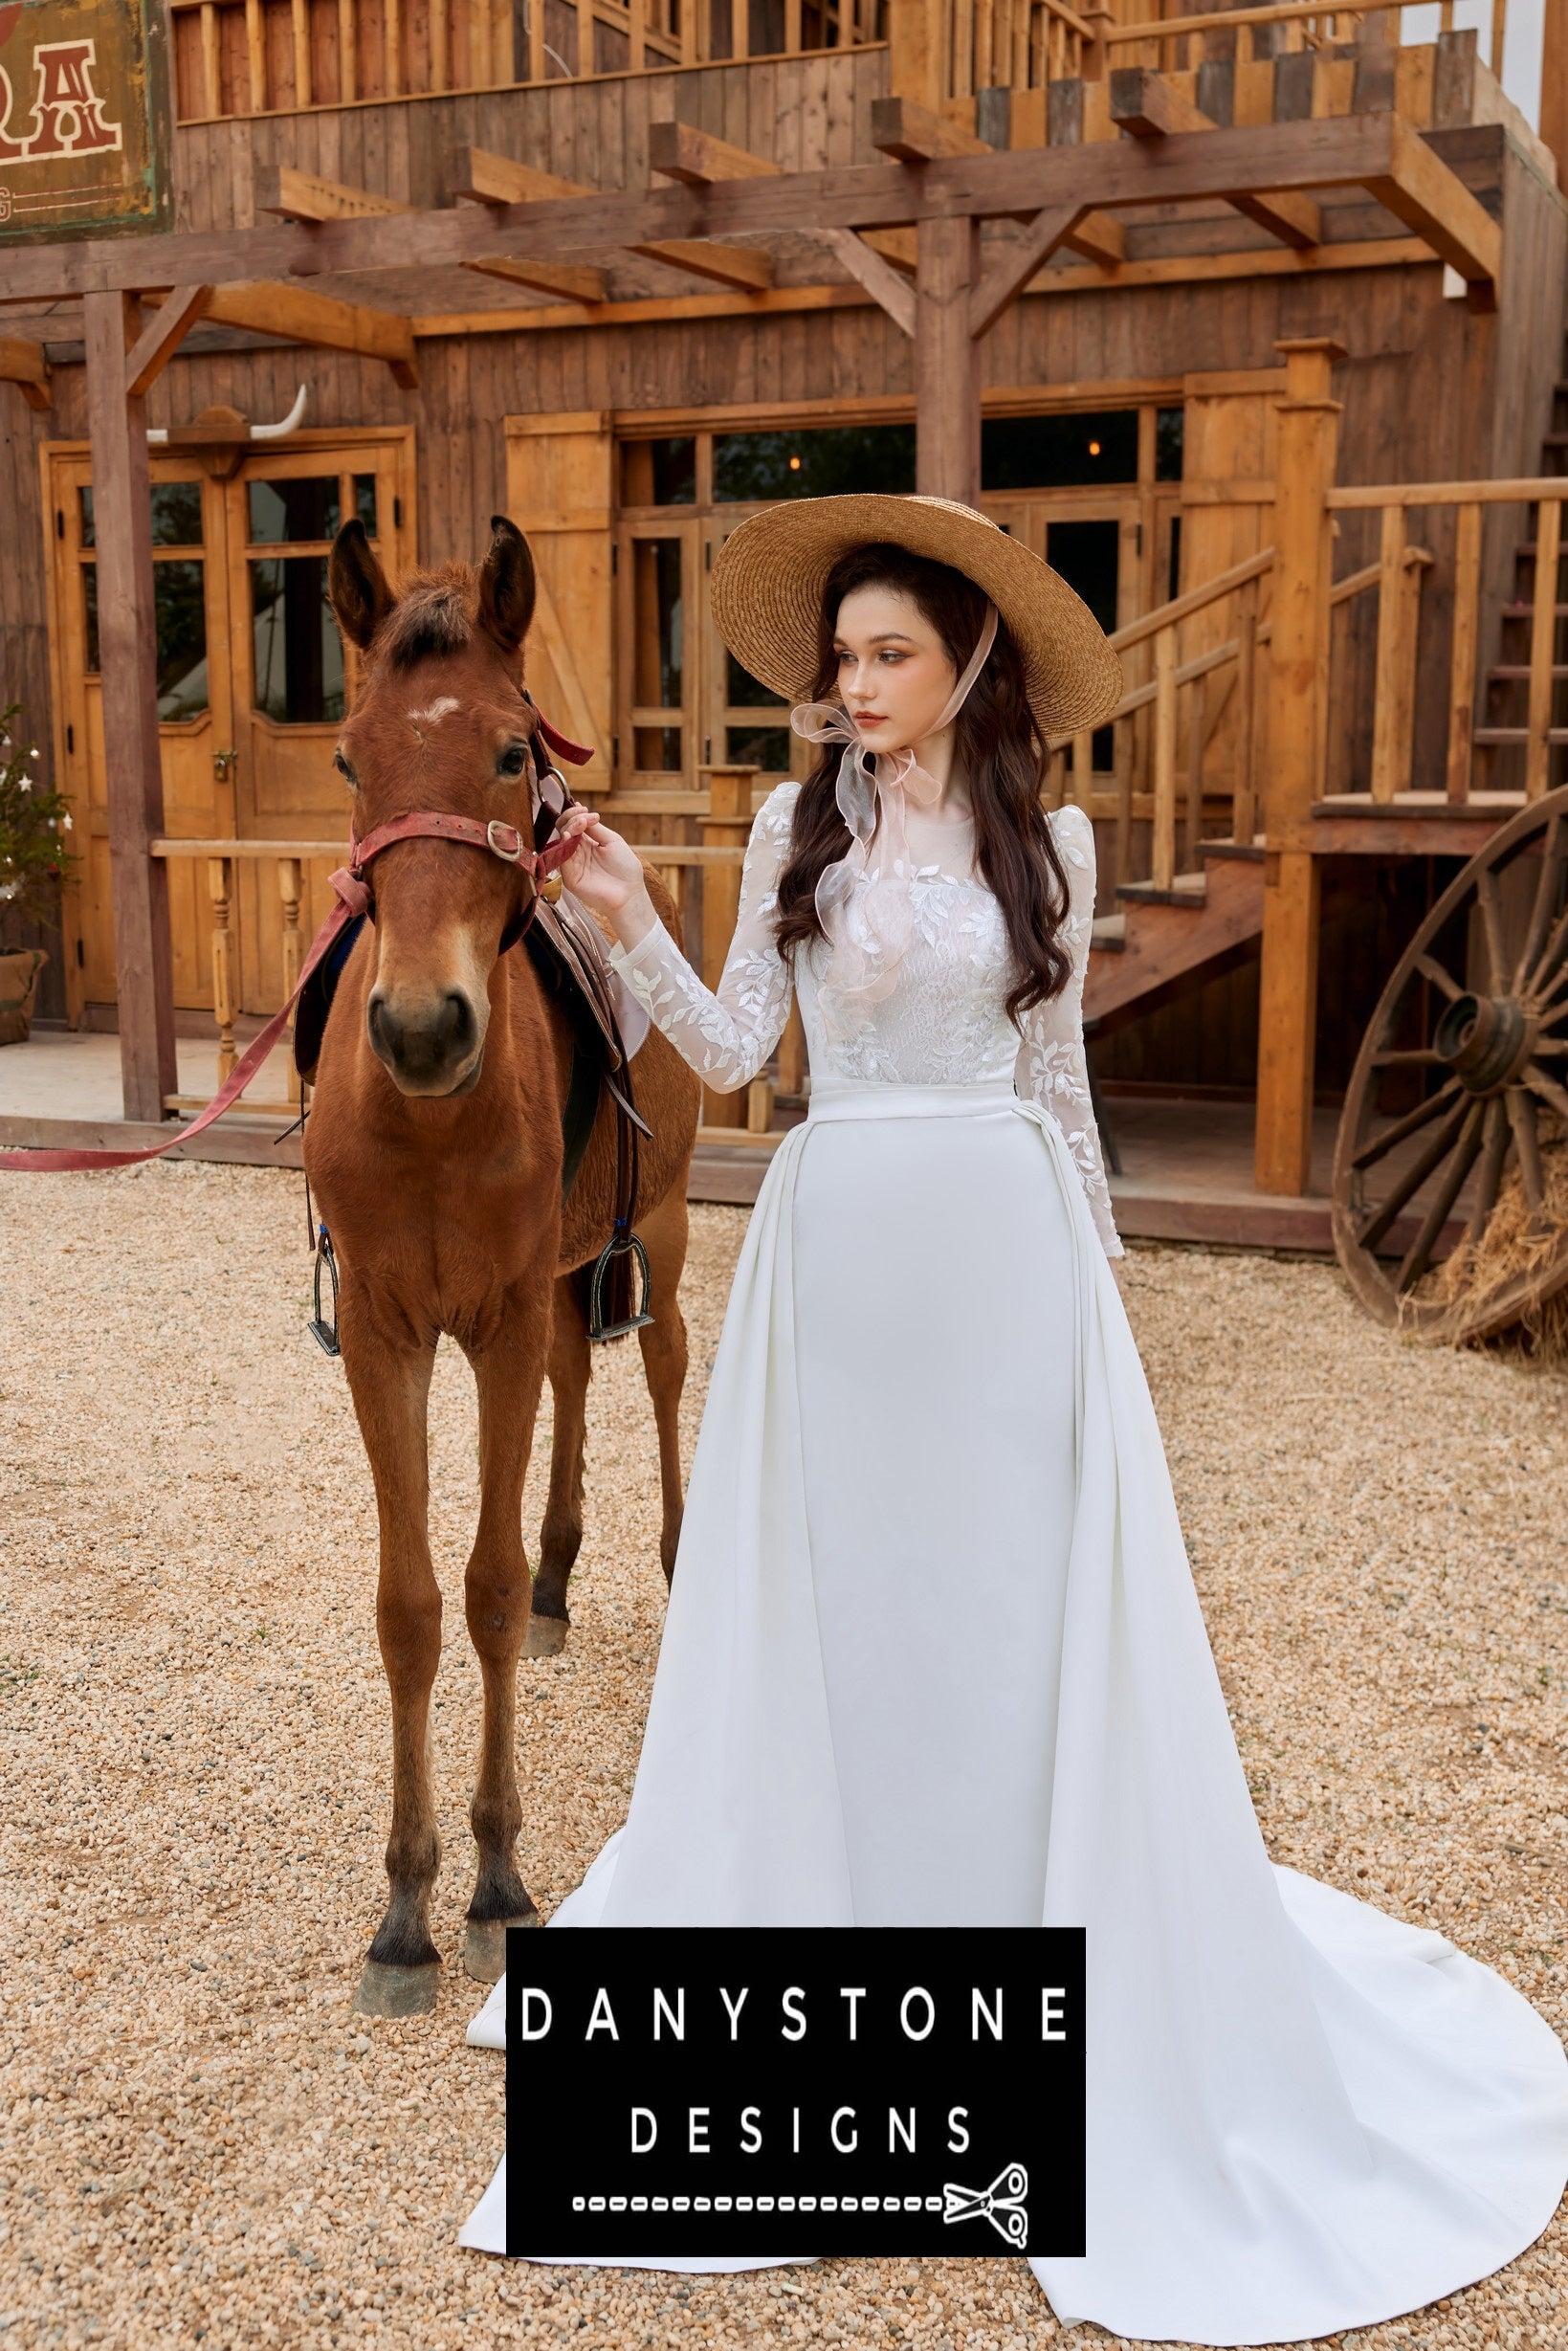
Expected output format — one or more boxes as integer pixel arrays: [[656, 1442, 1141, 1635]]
[[307, 515, 700, 2016]]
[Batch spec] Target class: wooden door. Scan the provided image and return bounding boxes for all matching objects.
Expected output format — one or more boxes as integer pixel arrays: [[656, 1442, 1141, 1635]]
[[226, 432, 416, 1013], [505, 412, 614, 795], [44, 449, 236, 1015]]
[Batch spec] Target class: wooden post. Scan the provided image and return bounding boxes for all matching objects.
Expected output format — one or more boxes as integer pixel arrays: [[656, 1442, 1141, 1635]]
[[1152, 622, 1178, 889], [1255, 336, 1343, 1199], [887, 0, 944, 108], [279, 856, 303, 1103], [1543, 0, 1568, 197], [1184, 669, 1206, 873], [1232, 584, 1259, 844], [916, 214, 982, 506], [1527, 496, 1562, 802], [338, 0, 358, 100], [1369, 502, 1406, 803], [698, 764, 758, 1128], [1446, 499, 1481, 804], [84, 291, 177, 1125], [209, 856, 236, 1087]]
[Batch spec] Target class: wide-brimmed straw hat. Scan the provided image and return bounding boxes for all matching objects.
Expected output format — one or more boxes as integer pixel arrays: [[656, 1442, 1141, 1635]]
[[710, 493, 1123, 743]]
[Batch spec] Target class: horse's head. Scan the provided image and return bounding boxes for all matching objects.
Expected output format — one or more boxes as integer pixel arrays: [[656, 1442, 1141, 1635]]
[[327, 515, 544, 1098]]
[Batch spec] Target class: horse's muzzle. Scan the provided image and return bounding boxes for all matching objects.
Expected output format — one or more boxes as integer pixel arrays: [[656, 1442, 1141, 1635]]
[[367, 985, 486, 1096]]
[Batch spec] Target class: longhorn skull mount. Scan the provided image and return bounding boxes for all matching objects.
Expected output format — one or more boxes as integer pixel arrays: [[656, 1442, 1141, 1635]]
[[146, 385, 309, 478]]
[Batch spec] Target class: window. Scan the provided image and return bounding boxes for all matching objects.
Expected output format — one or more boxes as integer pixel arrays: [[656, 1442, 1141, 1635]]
[[622, 438, 696, 506], [246, 473, 371, 724], [630, 538, 685, 771], [79, 478, 209, 721], [982, 410, 1139, 491], [714, 424, 916, 502], [1048, 520, 1118, 774], [1156, 407, 1184, 483]]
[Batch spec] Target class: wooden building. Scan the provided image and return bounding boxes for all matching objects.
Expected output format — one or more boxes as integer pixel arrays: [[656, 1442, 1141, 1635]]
[[0, 0, 1565, 1213]]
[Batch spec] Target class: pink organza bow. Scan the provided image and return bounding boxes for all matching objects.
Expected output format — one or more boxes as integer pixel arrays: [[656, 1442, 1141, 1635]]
[[789, 605, 998, 1041]]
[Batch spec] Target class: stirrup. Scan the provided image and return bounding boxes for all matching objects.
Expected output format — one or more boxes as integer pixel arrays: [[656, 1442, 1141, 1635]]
[[586, 1224, 653, 1342], [307, 1223, 342, 1357]]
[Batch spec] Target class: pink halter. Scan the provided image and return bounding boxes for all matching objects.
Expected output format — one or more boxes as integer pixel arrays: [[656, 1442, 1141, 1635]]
[[789, 605, 999, 1042]]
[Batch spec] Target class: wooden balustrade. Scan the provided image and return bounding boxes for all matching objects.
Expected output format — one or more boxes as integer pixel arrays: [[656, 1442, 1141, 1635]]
[[170, 0, 868, 120], [1104, 0, 1505, 72]]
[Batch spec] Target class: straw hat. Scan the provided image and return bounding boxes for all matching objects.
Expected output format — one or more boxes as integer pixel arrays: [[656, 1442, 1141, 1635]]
[[709, 493, 1123, 743]]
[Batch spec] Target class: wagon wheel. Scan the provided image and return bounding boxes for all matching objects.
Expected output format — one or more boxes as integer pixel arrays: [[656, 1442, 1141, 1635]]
[[1333, 785, 1568, 1342]]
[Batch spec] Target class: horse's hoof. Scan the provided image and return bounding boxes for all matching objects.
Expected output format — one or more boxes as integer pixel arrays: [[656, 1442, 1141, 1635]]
[[525, 1612, 568, 1657], [464, 1912, 541, 1984], [352, 1959, 440, 2017]]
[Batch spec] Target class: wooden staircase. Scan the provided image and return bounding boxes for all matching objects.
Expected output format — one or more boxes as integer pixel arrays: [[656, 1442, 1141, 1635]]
[[1084, 841, 1265, 1036], [1475, 337, 1568, 791]]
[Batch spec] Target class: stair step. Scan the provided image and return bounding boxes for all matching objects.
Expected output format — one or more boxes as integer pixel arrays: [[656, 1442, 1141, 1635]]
[[1116, 874, 1209, 908], [1091, 914, 1126, 951], [1472, 727, 1568, 744], [1501, 604, 1568, 619], [1488, 665, 1568, 680]]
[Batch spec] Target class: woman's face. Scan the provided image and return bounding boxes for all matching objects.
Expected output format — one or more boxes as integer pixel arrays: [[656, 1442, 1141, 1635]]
[[832, 584, 959, 756]]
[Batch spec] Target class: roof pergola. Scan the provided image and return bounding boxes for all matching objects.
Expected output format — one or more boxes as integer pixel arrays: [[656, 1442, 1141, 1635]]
[[4, 84, 1502, 1122]]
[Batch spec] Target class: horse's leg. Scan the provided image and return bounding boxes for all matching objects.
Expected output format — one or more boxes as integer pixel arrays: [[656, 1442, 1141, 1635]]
[[462, 1307, 549, 1981], [340, 1302, 444, 2017], [635, 1188, 691, 1587], [529, 1275, 590, 1655]]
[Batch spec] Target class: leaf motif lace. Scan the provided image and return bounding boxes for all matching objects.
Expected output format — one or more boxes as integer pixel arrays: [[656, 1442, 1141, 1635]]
[[608, 784, 1121, 1256]]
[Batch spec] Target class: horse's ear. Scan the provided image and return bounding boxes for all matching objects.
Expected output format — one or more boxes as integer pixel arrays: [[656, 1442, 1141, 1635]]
[[328, 520, 394, 651], [477, 515, 537, 655]]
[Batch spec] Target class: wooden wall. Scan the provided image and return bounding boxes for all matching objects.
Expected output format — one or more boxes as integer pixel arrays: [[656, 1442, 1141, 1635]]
[[5, 74, 1566, 1070]]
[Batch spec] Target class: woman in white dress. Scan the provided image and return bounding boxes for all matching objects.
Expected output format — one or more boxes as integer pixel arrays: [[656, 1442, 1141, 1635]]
[[462, 494, 1568, 2344]]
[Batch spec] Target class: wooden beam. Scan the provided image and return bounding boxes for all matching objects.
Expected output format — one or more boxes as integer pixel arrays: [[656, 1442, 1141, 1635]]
[[198, 281, 420, 388], [1061, 211, 1125, 269], [124, 284, 214, 397], [83, 292, 177, 1124], [812, 228, 916, 336], [0, 333, 50, 411], [462, 256, 610, 303], [648, 120, 779, 184], [256, 164, 411, 223], [969, 203, 1085, 338], [452, 141, 773, 295], [406, 237, 1433, 343], [0, 116, 1497, 300], [1109, 66, 1207, 138], [1110, 68, 1320, 246], [871, 95, 990, 162], [1362, 113, 1502, 305]]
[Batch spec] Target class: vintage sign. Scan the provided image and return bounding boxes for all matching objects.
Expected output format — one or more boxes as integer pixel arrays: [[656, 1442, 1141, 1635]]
[[0, 0, 171, 245], [505, 1929, 1086, 2258]]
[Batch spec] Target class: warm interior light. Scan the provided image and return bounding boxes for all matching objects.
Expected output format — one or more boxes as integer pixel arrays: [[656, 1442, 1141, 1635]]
[[788, 455, 802, 470], [1088, 439, 1102, 456]]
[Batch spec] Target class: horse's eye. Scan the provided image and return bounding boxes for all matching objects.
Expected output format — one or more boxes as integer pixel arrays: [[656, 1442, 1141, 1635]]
[[497, 742, 528, 778], [334, 749, 358, 789]]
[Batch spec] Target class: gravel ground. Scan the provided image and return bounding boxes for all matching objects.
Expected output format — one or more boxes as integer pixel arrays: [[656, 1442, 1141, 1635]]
[[3, 1164, 1568, 2351]]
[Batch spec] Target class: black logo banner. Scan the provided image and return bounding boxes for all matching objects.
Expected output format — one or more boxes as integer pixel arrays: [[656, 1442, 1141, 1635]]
[[504, 1929, 1085, 2257]]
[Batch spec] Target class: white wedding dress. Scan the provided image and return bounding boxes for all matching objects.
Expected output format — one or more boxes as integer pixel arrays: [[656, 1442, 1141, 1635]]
[[461, 787, 1568, 2344]]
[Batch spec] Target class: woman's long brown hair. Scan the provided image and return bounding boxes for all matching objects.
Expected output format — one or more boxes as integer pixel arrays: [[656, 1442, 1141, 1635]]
[[772, 543, 1074, 1024]]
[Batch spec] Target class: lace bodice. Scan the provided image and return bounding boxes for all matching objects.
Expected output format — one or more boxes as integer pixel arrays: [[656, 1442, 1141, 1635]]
[[608, 782, 1121, 1257]]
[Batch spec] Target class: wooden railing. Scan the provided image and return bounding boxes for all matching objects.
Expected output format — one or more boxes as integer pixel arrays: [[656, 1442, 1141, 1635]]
[[168, 0, 881, 120], [1102, 0, 1507, 74], [1324, 478, 1567, 805]]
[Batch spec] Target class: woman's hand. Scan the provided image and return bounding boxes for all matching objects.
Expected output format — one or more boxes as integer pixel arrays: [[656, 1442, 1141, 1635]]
[[554, 807, 658, 947]]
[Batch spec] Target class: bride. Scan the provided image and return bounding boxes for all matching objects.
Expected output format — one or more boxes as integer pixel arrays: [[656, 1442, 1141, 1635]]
[[461, 493, 1568, 2344]]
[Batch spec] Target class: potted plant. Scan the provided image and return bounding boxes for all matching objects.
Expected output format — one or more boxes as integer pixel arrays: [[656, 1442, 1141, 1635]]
[[0, 702, 77, 1045]]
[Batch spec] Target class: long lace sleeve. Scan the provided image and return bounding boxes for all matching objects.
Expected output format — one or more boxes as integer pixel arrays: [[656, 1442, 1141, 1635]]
[[606, 781, 798, 1093], [1015, 803, 1123, 1259]]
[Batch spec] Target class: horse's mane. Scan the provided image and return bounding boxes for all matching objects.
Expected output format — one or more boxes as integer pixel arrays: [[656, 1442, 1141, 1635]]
[[375, 563, 475, 670]]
